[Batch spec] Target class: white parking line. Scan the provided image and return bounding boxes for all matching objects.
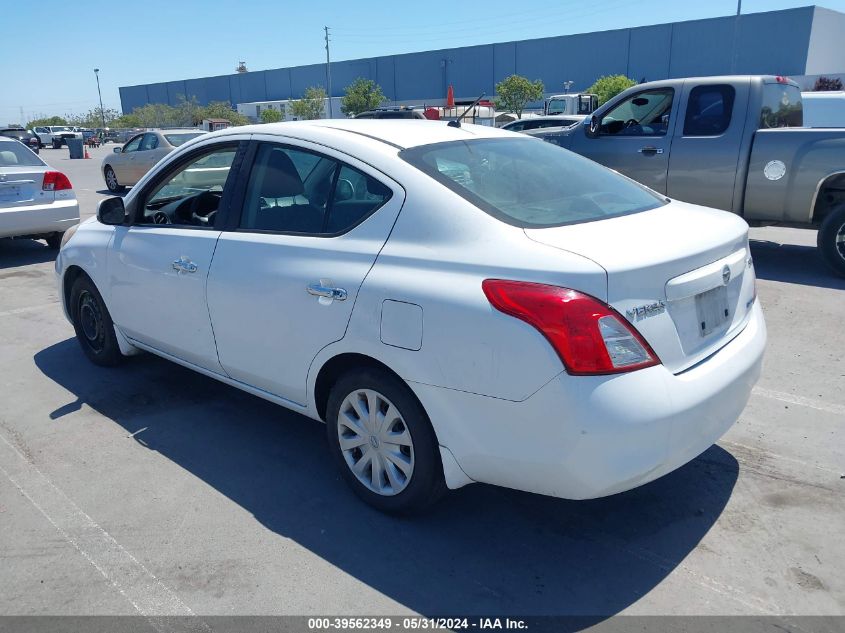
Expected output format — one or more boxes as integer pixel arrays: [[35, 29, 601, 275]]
[[752, 386, 845, 417], [0, 303, 59, 318], [0, 433, 204, 629]]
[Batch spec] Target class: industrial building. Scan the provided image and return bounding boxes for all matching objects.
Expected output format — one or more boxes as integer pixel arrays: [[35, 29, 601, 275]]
[[119, 5, 845, 115]]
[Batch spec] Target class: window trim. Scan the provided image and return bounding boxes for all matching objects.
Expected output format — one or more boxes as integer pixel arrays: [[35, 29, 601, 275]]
[[128, 140, 247, 231], [598, 87, 676, 138], [682, 84, 736, 137], [233, 140, 394, 238]]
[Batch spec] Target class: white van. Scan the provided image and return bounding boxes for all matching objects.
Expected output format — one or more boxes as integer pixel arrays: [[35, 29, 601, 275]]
[[801, 91, 845, 127]]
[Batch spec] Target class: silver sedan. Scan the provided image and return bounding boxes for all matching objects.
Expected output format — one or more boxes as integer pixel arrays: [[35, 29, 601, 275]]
[[102, 129, 205, 192]]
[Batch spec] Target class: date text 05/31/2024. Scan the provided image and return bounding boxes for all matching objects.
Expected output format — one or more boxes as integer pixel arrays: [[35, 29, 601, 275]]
[[307, 617, 529, 630]]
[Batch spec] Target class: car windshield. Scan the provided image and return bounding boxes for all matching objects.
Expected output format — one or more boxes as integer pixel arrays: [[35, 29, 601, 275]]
[[400, 137, 665, 228], [52, 127, 73, 132], [0, 141, 46, 167], [164, 133, 203, 147]]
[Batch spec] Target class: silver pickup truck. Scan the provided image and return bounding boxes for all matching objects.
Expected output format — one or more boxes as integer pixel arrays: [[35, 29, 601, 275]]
[[529, 76, 845, 276]]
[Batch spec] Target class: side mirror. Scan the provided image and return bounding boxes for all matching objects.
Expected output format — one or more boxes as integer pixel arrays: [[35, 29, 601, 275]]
[[97, 197, 126, 225], [113, 147, 122, 153], [588, 115, 600, 137]]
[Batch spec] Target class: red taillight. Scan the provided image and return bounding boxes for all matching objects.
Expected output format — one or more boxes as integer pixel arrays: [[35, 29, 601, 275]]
[[776, 75, 790, 84], [482, 279, 660, 375], [42, 171, 72, 191]]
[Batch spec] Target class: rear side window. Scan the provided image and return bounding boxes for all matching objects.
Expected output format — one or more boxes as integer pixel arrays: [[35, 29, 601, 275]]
[[400, 138, 665, 228], [684, 85, 736, 136], [240, 144, 392, 235], [761, 83, 803, 128]]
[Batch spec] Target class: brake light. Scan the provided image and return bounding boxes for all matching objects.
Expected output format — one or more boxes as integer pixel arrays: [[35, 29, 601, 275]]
[[776, 75, 790, 84], [42, 171, 72, 191], [482, 280, 660, 375]]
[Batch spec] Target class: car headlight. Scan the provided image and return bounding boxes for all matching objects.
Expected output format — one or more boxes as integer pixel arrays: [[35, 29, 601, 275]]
[[60, 223, 79, 249]]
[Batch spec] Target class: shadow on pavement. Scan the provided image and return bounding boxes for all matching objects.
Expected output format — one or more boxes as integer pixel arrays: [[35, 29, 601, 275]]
[[750, 240, 845, 290], [35, 339, 739, 619], [0, 238, 56, 269]]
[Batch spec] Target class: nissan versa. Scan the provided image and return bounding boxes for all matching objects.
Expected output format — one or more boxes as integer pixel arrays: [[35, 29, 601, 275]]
[[55, 120, 766, 513]]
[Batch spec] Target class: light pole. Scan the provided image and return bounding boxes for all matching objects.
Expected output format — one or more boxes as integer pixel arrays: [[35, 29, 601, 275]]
[[93, 68, 106, 130]]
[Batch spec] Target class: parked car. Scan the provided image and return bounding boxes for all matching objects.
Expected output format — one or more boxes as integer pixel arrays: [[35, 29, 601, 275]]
[[355, 107, 426, 119], [0, 127, 40, 154], [528, 75, 845, 276], [33, 125, 83, 148], [101, 129, 205, 192], [57, 120, 765, 514], [0, 136, 79, 248], [502, 115, 587, 132]]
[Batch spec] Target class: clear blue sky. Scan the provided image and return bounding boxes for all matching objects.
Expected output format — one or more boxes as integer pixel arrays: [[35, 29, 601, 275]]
[[1, 0, 842, 124]]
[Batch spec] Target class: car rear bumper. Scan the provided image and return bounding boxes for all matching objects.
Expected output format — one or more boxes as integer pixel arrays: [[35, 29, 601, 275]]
[[0, 199, 80, 238], [412, 301, 766, 499]]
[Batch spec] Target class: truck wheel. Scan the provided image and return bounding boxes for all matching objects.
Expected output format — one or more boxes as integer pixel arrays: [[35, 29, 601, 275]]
[[817, 204, 845, 277], [45, 233, 63, 249], [52, 139, 61, 149]]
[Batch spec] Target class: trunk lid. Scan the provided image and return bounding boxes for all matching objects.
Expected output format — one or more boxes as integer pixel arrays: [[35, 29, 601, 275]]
[[0, 167, 51, 207], [525, 201, 756, 373]]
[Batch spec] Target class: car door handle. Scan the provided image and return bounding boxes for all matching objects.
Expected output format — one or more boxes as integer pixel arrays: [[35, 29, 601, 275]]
[[639, 146, 663, 155], [172, 256, 197, 273], [307, 282, 347, 301]]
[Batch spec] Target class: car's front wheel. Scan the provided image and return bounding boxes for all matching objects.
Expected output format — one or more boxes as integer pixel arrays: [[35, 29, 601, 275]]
[[44, 232, 62, 249], [818, 203, 845, 277], [326, 367, 446, 514], [69, 275, 123, 366], [104, 166, 125, 193]]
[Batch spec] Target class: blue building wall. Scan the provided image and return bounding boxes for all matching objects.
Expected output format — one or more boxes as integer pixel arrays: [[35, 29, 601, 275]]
[[120, 6, 838, 113]]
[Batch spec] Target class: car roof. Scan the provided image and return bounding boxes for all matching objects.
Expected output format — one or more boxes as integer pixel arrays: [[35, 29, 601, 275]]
[[210, 119, 514, 151]]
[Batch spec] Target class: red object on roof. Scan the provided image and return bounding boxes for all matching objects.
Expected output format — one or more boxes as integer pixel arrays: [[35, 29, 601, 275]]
[[424, 107, 440, 120], [446, 85, 455, 108]]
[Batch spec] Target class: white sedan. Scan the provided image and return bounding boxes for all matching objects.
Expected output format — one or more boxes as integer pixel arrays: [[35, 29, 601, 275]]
[[0, 136, 79, 248], [56, 120, 766, 513]]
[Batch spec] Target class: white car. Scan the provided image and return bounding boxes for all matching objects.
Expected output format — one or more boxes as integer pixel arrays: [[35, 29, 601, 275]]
[[56, 120, 766, 513], [32, 125, 83, 148], [0, 136, 79, 248]]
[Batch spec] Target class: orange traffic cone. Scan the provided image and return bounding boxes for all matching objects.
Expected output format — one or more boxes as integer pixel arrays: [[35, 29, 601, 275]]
[[84, 147, 91, 159]]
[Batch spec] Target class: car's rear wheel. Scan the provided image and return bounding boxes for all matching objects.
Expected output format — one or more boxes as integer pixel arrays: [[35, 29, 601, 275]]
[[69, 275, 123, 366], [51, 139, 61, 149], [104, 166, 125, 193], [326, 367, 445, 514], [817, 203, 845, 277]]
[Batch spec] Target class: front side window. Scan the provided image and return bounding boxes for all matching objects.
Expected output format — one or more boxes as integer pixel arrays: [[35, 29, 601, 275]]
[[599, 88, 674, 137], [140, 133, 159, 151], [761, 83, 803, 128], [400, 138, 665, 228], [240, 144, 392, 235], [684, 85, 735, 136], [138, 145, 237, 226], [123, 136, 143, 153]]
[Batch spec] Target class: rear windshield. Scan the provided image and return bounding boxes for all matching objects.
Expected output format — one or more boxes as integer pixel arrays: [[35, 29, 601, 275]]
[[400, 138, 665, 228], [761, 83, 803, 128], [0, 141, 46, 166], [164, 133, 203, 147]]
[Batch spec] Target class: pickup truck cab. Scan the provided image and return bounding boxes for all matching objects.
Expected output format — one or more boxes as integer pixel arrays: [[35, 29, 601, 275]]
[[530, 76, 845, 276]]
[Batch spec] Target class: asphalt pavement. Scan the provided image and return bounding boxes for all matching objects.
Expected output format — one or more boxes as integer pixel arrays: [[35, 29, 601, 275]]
[[0, 143, 843, 621]]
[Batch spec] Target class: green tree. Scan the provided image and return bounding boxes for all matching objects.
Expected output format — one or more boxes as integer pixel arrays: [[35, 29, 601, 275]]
[[586, 75, 637, 105], [66, 107, 121, 128], [197, 100, 250, 126], [112, 113, 142, 128], [260, 108, 284, 123], [494, 75, 544, 119], [291, 86, 327, 120], [26, 115, 68, 128], [812, 76, 843, 91], [341, 78, 386, 117]]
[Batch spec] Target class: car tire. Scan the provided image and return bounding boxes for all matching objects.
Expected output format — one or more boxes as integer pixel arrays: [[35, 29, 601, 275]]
[[69, 275, 123, 367], [52, 139, 61, 149], [104, 167, 125, 193], [45, 233, 62, 249], [817, 203, 845, 277], [326, 367, 446, 514]]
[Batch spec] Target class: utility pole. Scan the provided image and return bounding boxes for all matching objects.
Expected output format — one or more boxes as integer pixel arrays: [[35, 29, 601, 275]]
[[324, 26, 333, 119], [730, 0, 742, 74], [94, 68, 106, 129]]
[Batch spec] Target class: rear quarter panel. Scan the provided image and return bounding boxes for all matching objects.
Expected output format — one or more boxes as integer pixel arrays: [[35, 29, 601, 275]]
[[744, 128, 845, 223]]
